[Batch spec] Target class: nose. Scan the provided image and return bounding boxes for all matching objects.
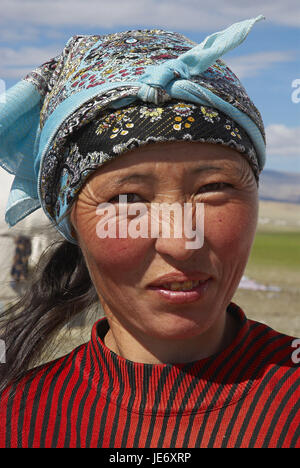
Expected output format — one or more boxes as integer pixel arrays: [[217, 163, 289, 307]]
[[152, 202, 204, 261], [154, 236, 197, 261]]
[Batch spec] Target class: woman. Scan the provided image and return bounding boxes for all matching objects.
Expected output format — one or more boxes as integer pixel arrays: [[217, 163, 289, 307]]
[[0, 16, 299, 448]]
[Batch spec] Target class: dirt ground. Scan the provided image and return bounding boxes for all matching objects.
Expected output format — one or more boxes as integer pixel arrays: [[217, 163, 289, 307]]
[[233, 288, 300, 338]]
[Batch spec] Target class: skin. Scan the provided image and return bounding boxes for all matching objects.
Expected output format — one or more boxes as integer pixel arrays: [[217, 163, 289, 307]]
[[70, 141, 259, 364]]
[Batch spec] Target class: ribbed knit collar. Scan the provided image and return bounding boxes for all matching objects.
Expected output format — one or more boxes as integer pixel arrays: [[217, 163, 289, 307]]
[[86, 303, 261, 415]]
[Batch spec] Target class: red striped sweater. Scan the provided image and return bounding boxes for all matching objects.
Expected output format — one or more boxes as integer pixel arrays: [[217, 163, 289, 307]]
[[0, 303, 299, 448]]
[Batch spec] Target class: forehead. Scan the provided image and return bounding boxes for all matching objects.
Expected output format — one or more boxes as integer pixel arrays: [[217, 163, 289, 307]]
[[88, 141, 245, 184]]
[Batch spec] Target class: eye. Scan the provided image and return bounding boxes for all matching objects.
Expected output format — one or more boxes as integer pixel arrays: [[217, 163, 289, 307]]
[[197, 182, 233, 194], [108, 193, 144, 203]]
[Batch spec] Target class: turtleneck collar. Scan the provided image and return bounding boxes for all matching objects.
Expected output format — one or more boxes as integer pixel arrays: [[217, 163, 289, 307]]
[[84, 303, 262, 415]]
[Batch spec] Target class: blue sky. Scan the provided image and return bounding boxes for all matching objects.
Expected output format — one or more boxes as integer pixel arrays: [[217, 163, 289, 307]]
[[1, 0, 300, 173]]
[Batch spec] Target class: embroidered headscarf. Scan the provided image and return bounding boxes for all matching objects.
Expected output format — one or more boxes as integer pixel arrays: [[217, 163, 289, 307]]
[[0, 15, 266, 243]]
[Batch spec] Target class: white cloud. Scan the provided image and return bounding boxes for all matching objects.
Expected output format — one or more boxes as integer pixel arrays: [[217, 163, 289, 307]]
[[0, 45, 61, 80], [0, 25, 65, 43], [266, 124, 300, 156], [0, 0, 226, 30], [0, 0, 299, 32], [225, 51, 297, 78], [217, 0, 300, 28], [0, 26, 40, 43]]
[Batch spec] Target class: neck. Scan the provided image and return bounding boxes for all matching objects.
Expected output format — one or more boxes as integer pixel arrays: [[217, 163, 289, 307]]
[[87, 305, 253, 415], [103, 308, 238, 365]]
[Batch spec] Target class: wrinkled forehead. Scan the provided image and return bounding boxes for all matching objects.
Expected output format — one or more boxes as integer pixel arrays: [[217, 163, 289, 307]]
[[82, 140, 252, 189]]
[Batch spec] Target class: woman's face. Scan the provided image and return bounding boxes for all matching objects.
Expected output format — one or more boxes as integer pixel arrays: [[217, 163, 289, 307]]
[[71, 141, 258, 360]]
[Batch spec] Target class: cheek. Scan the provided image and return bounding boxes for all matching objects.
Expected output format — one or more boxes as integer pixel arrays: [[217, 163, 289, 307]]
[[75, 204, 155, 282], [204, 201, 257, 254], [83, 234, 152, 278]]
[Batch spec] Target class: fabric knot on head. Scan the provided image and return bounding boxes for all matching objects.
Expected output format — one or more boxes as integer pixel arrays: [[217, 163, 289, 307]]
[[136, 83, 171, 105], [137, 59, 191, 104]]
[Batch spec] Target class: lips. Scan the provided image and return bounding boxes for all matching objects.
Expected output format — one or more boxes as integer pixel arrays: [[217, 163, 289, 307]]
[[147, 273, 212, 304], [147, 272, 212, 289]]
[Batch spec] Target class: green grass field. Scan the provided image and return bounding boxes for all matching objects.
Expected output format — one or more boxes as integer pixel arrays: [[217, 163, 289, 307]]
[[245, 231, 300, 289], [249, 231, 300, 271], [233, 203, 300, 337]]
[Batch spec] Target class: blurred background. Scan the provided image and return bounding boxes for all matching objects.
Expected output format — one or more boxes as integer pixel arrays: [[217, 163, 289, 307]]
[[0, 0, 299, 359]]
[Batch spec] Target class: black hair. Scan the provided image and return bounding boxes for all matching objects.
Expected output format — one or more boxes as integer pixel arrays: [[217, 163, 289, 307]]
[[0, 239, 98, 394]]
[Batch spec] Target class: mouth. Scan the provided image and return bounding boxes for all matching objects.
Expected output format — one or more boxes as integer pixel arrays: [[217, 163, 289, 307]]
[[147, 271, 211, 289], [149, 279, 206, 291], [147, 273, 212, 304]]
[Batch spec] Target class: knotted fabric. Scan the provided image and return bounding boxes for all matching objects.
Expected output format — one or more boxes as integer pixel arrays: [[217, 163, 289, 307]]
[[0, 15, 266, 242]]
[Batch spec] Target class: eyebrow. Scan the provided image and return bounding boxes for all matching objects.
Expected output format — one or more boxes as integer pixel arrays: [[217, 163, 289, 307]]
[[114, 173, 156, 185], [191, 165, 224, 174], [112, 165, 226, 186]]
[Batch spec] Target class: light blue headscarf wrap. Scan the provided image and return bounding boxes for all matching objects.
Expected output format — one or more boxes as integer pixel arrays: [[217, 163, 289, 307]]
[[0, 15, 266, 242]]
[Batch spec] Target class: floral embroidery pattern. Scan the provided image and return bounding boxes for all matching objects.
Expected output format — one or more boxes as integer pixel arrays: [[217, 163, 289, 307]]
[[95, 109, 135, 139], [45, 99, 258, 224], [200, 106, 220, 124], [25, 30, 265, 140], [25, 28, 263, 230], [139, 106, 163, 122], [171, 103, 195, 130], [224, 120, 243, 140]]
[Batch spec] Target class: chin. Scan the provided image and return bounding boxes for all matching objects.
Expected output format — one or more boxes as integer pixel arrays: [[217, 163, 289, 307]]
[[141, 311, 219, 342]]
